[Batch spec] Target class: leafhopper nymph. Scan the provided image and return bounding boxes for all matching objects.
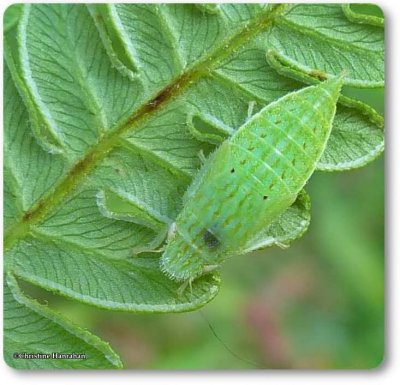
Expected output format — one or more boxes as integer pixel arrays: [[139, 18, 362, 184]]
[[160, 77, 343, 283]]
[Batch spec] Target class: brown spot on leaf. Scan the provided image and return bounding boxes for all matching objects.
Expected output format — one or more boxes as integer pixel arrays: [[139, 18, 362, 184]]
[[308, 70, 328, 81], [148, 85, 174, 108], [22, 211, 33, 221]]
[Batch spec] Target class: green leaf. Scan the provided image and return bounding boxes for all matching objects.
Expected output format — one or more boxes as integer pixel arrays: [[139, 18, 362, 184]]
[[195, 3, 220, 15], [317, 104, 384, 171], [342, 4, 384, 27], [4, 60, 219, 310], [267, 4, 384, 87], [4, 3, 383, 367], [9, 238, 220, 312], [4, 274, 122, 369], [3, 4, 23, 33]]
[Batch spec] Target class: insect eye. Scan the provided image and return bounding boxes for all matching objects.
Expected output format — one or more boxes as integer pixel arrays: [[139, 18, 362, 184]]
[[263, 195, 268, 200], [230, 168, 235, 173]]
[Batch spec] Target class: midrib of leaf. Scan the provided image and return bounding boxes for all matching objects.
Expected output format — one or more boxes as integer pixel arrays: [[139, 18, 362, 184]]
[[4, 3, 287, 251]]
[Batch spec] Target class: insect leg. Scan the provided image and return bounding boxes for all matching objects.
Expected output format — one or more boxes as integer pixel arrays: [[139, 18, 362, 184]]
[[247, 101, 257, 121], [176, 265, 218, 295], [133, 222, 176, 255], [167, 222, 177, 241], [202, 264, 221, 274], [132, 226, 168, 256], [198, 149, 207, 165], [177, 277, 193, 296], [275, 241, 290, 249]]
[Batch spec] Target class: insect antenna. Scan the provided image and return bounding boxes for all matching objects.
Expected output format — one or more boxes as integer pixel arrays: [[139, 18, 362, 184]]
[[198, 310, 263, 368]]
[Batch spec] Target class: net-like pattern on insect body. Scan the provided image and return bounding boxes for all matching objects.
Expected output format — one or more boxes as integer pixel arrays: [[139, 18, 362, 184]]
[[160, 77, 343, 282]]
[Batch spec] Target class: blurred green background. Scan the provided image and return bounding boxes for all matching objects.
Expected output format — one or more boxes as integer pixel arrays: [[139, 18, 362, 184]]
[[39, 154, 384, 369]]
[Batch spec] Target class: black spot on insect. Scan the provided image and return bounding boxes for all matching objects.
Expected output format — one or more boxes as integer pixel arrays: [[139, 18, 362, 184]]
[[230, 168, 235, 173], [203, 229, 220, 249], [263, 195, 268, 200]]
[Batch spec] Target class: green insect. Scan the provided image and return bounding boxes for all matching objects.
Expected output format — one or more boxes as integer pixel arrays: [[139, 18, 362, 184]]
[[160, 77, 343, 284]]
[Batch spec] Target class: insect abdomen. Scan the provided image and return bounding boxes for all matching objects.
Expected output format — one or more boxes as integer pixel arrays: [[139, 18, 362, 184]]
[[160, 77, 343, 282]]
